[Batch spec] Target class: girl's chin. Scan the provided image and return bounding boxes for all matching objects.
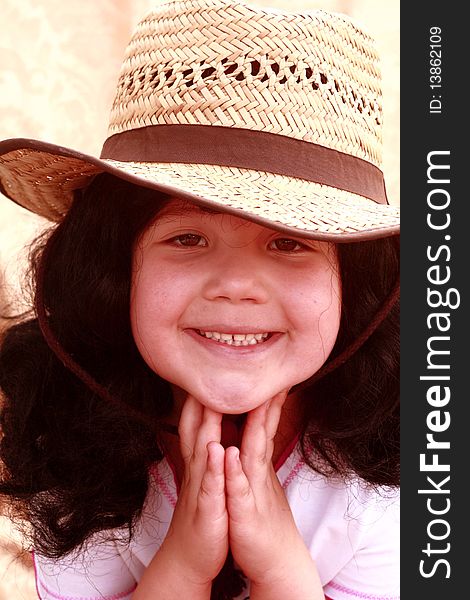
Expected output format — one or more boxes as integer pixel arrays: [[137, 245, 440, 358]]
[[186, 382, 285, 414], [196, 393, 267, 414]]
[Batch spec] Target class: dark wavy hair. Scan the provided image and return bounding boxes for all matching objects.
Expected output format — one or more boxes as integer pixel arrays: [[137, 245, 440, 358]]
[[0, 173, 399, 596]]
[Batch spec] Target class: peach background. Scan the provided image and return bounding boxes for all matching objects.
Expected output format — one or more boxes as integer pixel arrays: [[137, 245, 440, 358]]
[[0, 1, 399, 597]]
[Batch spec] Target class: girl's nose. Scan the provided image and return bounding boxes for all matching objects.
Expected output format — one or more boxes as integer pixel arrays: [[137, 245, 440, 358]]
[[202, 253, 269, 304]]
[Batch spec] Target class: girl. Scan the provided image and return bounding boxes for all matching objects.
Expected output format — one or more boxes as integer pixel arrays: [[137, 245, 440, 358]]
[[0, 1, 400, 599]]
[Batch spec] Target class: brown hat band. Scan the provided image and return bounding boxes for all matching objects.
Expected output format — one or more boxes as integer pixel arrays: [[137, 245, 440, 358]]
[[100, 125, 388, 205]]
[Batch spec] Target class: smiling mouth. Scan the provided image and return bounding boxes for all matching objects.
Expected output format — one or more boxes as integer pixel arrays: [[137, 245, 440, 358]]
[[196, 330, 272, 346]]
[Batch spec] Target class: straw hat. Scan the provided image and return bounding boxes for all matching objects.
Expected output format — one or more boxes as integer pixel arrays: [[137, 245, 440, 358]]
[[0, 0, 399, 241]]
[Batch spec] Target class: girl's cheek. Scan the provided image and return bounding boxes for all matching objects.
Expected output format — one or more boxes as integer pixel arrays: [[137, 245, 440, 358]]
[[298, 273, 341, 355]]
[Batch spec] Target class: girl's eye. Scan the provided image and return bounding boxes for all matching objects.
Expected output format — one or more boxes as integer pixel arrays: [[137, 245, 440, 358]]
[[171, 233, 207, 247], [269, 238, 303, 252]]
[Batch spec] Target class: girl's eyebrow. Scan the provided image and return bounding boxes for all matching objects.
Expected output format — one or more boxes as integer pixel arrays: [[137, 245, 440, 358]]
[[158, 202, 222, 218]]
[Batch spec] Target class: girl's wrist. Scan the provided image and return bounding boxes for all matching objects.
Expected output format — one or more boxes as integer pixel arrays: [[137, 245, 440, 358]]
[[133, 567, 211, 600], [132, 542, 212, 599], [250, 571, 324, 600], [249, 547, 324, 600], [160, 543, 215, 589]]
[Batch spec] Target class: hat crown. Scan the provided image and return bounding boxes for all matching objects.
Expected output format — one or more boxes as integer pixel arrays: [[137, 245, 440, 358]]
[[109, 0, 384, 167], [0, 0, 398, 239]]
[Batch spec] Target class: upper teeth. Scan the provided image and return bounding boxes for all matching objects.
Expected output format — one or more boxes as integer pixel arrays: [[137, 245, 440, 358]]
[[199, 331, 269, 345]]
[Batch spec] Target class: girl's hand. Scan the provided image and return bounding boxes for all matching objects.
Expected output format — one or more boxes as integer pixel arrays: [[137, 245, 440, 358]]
[[167, 395, 229, 582], [225, 393, 324, 599], [140, 396, 228, 594]]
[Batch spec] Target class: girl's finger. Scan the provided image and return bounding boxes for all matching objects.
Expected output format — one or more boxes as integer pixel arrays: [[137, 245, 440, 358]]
[[178, 395, 203, 464], [197, 441, 226, 519], [264, 391, 287, 462], [193, 405, 222, 460], [239, 401, 271, 476], [225, 446, 256, 522], [180, 400, 223, 490]]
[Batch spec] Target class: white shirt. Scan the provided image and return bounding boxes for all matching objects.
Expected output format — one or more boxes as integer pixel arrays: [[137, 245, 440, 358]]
[[34, 444, 399, 600]]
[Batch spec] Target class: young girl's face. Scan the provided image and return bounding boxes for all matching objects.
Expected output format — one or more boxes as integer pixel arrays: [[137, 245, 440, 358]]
[[131, 199, 341, 414]]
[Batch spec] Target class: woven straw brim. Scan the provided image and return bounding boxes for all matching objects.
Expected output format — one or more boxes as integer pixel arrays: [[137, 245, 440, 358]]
[[0, 144, 399, 241]]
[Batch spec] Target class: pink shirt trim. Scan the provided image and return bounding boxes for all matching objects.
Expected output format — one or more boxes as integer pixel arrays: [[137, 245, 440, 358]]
[[36, 578, 136, 600], [274, 432, 301, 471], [150, 463, 177, 507], [33, 549, 136, 600], [326, 581, 399, 600], [281, 457, 304, 490], [32, 551, 41, 599]]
